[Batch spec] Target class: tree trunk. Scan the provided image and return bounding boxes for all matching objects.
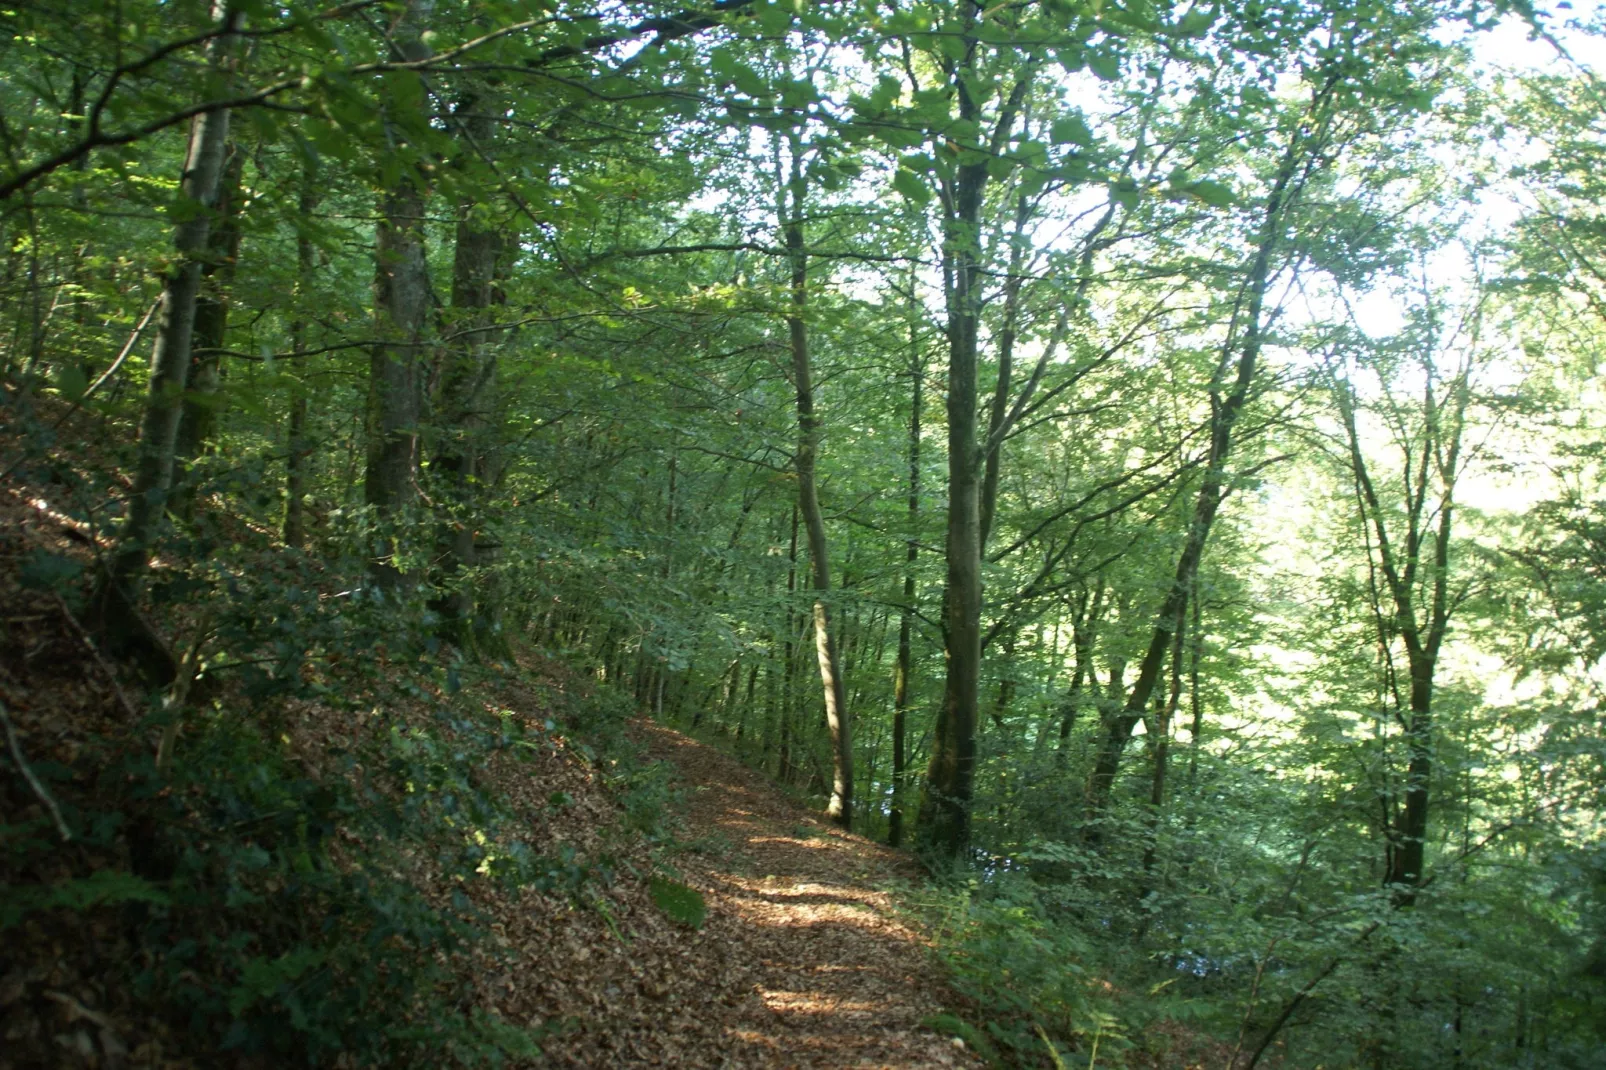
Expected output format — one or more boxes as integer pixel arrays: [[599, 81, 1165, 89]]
[[918, 28, 1035, 863], [888, 339, 921, 848], [1186, 592, 1204, 789], [96, 2, 242, 674], [173, 139, 246, 506], [1083, 128, 1307, 830], [284, 160, 319, 548], [781, 138, 852, 829], [1057, 582, 1103, 764], [979, 195, 1032, 551], [431, 93, 508, 649], [364, 0, 434, 589], [778, 503, 799, 784], [918, 146, 987, 862]]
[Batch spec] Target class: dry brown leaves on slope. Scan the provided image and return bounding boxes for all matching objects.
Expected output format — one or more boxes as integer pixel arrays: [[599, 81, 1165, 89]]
[[459, 708, 980, 1070]]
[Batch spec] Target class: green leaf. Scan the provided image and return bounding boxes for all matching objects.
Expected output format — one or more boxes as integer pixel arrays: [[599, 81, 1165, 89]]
[[1176, 7, 1217, 37], [754, 0, 792, 35], [1, 870, 170, 929], [1049, 113, 1093, 147], [228, 948, 328, 1017], [868, 74, 902, 113], [1088, 51, 1121, 82], [649, 876, 706, 929], [1187, 179, 1235, 208], [892, 168, 932, 206], [55, 362, 88, 401]]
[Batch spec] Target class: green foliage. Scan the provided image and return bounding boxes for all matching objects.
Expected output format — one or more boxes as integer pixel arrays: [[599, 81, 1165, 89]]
[[648, 875, 707, 929], [0, 869, 170, 929]]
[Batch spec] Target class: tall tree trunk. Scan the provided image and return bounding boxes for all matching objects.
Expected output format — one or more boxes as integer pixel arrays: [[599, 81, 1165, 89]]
[[1083, 125, 1310, 830], [918, 26, 1035, 863], [918, 141, 987, 860], [96, 2, 242, 673], [173, 140, 246, 507], [1336, 358, 1465, 902], [284, 160, 319, 547], [778, 503, 800, 784], [431, 93, 508, 649], [1057, 582, 1103, 764], [1186, 592, 1204, 789], [979, 195, 1032, 551], [889, 341, 921, 846], [1141, 617, 1186, 879], [364, 0, 434, 589], [781, 137, 853, 828]]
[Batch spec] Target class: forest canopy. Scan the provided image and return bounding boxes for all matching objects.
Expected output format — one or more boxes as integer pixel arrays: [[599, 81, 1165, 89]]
[[2, 0, 1604, 1066]]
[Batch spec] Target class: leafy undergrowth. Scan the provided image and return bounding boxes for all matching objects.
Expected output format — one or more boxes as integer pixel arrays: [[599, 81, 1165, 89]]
[[905, 878, 1239, 1070], [0, 436, 735, 1067], [2, 413, 1222, 1070]]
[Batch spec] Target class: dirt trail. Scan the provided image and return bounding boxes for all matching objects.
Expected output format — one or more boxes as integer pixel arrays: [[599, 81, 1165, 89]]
[[636, 722, 979, 1070]]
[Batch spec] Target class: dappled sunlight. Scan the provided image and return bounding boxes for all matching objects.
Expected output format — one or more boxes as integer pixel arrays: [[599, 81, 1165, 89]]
[[637, 721, 976, 1069]]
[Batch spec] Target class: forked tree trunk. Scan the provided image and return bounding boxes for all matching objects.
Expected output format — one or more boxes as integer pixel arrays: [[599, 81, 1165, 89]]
[[1084, 124, 1310, 832]]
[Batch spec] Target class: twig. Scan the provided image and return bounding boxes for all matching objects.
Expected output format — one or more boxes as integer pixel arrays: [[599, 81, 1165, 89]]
[[52, 592, 141, 720], [0, 698, 72, 841]]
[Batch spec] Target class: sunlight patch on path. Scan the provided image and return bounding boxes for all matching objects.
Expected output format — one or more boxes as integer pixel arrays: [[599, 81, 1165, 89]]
[[639, 720, 977, 1069]]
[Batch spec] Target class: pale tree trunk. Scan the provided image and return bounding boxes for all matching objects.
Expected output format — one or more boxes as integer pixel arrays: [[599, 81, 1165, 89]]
[[779, 503, 799, 785], [1336, 356, 1466, 902], [1057, 580, 1105, 763], [364, 0, 434, 588], [780, 135, 853, 828], [97, 2, 242, 673], [978, 195, 1032, 551]]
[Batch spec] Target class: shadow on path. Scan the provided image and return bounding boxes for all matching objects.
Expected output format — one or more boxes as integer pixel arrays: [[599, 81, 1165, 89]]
[[639, 722, 978, 1070]]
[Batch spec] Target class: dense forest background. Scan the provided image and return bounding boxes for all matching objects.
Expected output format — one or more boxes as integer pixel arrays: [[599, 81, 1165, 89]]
[[2, 0, 1605, 1066]]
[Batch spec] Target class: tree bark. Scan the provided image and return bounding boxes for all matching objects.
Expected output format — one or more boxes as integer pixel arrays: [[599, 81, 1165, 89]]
[[364, 0, 434, 589], [918, 22, 1035, 863], [431, 92, 508, 649], [1057, 580, 1104, 763], [284, 160, 318, 547], [1083, 122, 1309, 830], [781, 139, 853, 828], [173, 140, 246, 501], [1336, 357, 1465, 902], [918, 140, 987, 861], [96, 2, 242, 673], [888, 324, 922, 849]]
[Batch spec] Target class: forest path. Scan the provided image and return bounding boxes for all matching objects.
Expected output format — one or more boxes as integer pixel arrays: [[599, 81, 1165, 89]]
[[637, 721, 979, 1070]]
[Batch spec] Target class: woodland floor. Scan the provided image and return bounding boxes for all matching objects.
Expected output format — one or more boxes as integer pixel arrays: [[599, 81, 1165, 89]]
[[0, 429, 976, 1069], [614, 721, 979, 1070]]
